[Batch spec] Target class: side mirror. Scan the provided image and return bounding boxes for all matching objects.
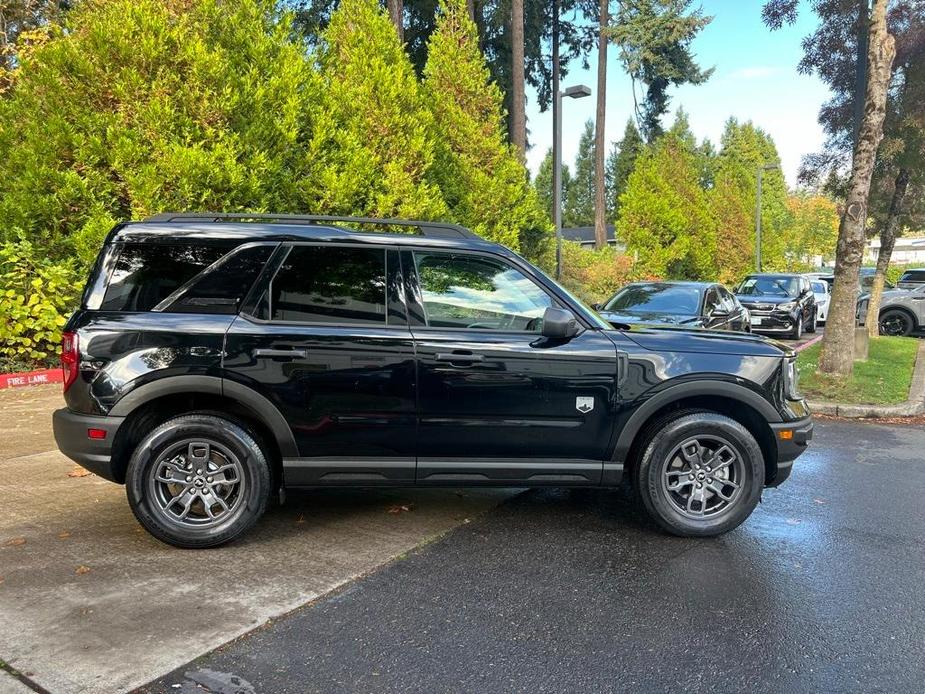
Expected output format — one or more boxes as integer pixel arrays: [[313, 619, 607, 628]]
[[591, 302, 603, 311], [710, 308, 729, 318], [541, 307, 580, 339]]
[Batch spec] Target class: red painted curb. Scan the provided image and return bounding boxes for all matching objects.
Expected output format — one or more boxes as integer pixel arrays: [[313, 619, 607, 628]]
[[795, 334, 824, 353], [0, 368, 63, 390]]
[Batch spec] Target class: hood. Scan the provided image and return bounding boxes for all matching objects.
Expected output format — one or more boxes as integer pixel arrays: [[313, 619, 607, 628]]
[[880, 287, 918, 300], [598, 310, 703, 328], [735, 293, 794, 306], [614, 325, 792, 357]]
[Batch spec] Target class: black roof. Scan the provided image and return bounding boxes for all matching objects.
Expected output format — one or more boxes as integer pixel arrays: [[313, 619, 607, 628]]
[[107, 213, 502, 252], [560, 225, 617, 244]]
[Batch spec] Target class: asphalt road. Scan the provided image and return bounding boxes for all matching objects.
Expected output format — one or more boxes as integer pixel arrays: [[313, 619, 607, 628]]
[[143, 418, 925, 694]]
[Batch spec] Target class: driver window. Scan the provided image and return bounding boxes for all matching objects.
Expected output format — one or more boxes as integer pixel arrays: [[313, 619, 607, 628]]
[[413, 252, 554, 332], [703, 289, 721, 315]]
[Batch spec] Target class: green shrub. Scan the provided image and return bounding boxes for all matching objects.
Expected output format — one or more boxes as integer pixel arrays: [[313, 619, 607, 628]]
[[0, 240, 79, 368], [559, 241, 637, 305]]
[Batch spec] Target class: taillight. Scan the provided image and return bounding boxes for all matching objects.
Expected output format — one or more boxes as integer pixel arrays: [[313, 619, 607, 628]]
[[61, 331, 79, 392]]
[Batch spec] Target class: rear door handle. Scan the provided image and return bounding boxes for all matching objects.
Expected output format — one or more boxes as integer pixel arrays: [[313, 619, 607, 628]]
[[435, 352, 485, 364], [254, 348, 308, 359]]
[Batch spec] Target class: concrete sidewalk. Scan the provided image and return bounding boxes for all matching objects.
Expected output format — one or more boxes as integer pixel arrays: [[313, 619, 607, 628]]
[[0, 386, 510, 693]]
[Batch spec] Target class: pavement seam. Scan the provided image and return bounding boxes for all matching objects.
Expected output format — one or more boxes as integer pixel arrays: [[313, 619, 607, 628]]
[[0, 660, 53, 694]]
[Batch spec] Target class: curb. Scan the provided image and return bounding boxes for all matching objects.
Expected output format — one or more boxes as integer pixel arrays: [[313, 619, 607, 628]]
[[0, 367, 63, 390], [794, 333, 824, 353], [807, 341, 925, 418]]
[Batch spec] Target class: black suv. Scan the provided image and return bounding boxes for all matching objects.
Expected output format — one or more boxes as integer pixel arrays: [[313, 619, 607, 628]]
[[735, 273, 818, 339], [53, 214, 812, 548]]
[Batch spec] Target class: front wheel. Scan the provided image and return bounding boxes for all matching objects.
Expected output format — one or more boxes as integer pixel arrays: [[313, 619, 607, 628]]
[[126, 414, 271, 548], [806, 309, 817, 333], [879, 309, 914, 337], [790, 314, 803, 340], [634, 412, 764, 537]]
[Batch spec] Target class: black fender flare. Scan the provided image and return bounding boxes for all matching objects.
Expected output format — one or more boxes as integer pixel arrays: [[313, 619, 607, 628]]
[[109, 375, 298, 457], [610, 380, 781, 463]]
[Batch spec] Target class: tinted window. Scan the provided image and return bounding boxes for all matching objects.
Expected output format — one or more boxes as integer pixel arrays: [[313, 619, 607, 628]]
[[604, 283, 702, 315], [900, 271, 925, 282], [266, 245, 386, 324], [811, 281, 827, 294], [158, 244, 274, 314], [717, 286, 737, 312], [414, 252, 553, 331], [100, 244, 227, 312], [736, 276, 800, 297]]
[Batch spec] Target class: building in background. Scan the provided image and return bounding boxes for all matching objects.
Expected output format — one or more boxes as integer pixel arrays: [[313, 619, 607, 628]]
[[866, 235, 925, 265], [561, 224, 624, 250]]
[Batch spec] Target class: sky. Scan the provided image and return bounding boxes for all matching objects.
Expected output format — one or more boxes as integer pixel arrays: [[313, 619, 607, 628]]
[[524, 0, 833, 188]]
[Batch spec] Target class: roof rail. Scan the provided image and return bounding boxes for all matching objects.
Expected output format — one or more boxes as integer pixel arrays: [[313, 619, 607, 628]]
[[142, 212, 479, 240]]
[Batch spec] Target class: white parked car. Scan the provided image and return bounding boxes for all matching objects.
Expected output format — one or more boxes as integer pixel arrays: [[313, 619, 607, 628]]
[[809, 279, 830, 324]]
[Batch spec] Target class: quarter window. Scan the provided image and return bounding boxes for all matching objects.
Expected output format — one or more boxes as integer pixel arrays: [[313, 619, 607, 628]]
[[413, 252, 553, 332], [265, 245, 386, 325]]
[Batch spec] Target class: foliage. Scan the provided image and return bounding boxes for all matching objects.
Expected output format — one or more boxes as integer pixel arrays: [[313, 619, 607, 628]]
[[423, 0, 549, 254], [0, 239, 79, 364], [606, 119, 646, 219], [0, 0, 319, 266], [783, 194, 839, 269], [796, 336, 919, 405], [565, 120, 596, 227], [558, 241, 636, 305], [609, 0, 714, 142], [617, 118, 716, 280]]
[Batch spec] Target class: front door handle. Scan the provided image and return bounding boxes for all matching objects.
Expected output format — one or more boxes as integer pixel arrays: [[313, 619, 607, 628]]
[[254, 348, 308, 359], [435, 352, 485, 364]]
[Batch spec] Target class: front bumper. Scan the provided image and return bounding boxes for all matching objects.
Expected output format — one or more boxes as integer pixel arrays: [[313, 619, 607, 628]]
[[767, 416, 813, 487], [749, 311, 796, 334], [53, 408, 125, 483]]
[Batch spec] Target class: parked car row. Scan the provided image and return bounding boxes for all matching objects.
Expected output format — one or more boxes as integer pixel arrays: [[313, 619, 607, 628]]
[[595, 272, 820, 340]]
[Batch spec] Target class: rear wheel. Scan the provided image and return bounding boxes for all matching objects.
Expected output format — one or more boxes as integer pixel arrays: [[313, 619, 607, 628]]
[[126, 414, 271, 548], [634, 412, 764, 537], [879, 309, 915, 337]]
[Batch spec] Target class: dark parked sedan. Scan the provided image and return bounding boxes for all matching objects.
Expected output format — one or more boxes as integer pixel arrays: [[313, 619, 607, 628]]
[[735, 273, 817, 340], [596, 281, 750, 332]]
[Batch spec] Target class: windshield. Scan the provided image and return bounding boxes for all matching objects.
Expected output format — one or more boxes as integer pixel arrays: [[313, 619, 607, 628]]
[[736, 276, 799, 297], [603, 284, 702, 315]]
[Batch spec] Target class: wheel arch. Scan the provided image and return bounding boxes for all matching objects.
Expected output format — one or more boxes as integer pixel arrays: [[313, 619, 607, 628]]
[[108, 376, 297, 484], [612, 382, 781, 486], [879, 305, 918, 330]]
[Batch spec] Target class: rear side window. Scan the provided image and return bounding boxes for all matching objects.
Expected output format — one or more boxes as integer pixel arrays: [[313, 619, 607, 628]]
[[157, 244, 275, 315], [99, 244, 226, 312], [261, 245, 386, 325], [901, 271, 925, 282]]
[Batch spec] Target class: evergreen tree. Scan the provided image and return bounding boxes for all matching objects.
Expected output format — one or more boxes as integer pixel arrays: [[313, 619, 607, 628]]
[[307, 0, 447, 219], [607, 119, 646, 220], [617, 130, 716, 280], [565, 119, 596, 227], [0, 0, 316, 263], [533, 147, 572, 225], [424, 0, 549, 253]]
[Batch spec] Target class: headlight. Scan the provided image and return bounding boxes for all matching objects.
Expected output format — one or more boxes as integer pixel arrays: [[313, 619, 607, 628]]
[[777, 301, 796, 311], [783, 356, 801, 400]]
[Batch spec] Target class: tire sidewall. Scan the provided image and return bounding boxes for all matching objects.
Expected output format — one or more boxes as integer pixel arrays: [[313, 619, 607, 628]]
[[792, 313, 803, 339], [636, 413, 764, 537], [880, 309, 913, 337], [126, 415, 270, 548]]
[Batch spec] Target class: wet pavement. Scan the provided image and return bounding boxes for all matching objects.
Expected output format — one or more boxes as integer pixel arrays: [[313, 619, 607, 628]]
[[144, 418, 925, 694]]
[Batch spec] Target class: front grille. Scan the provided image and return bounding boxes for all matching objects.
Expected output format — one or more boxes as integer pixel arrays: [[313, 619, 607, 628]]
[[742, 303, 776, 312]]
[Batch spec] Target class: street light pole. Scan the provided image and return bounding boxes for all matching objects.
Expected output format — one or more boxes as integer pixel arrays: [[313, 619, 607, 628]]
[[554, 84, 592, 279], [755, 163, 777, 272]]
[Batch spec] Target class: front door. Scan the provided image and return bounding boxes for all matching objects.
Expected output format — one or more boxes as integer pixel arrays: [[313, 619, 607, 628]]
[[404, 249, 619, 486], [223, 243, 417, 486]]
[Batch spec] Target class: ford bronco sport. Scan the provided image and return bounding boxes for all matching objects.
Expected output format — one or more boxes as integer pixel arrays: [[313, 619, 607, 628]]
[[53, 214, 813, 548]]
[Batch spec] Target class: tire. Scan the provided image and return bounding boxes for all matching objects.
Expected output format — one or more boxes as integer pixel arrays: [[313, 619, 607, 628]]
[[634, 412, 764, 537], [790, 313, 803, 340], [125, 414, 271, 548], [806, 308, 817, 333], [879, 308, 915, 337]]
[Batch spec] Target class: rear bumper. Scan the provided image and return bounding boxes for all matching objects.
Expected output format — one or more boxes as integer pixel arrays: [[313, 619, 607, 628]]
[[52, 408, 125, 483], [767, 417, 813, 487]]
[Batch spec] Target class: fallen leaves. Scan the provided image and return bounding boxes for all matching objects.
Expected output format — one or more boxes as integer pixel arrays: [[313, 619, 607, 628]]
[[67, 466, 91, 478], [387, 504, 414, 515], [58, 530, 71, 539], [6, 537, 26, 546], [75, 565, 91, 575]]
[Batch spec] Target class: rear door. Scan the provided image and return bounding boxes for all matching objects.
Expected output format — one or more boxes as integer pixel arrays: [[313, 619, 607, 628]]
[[404, 248, 619, 486], [223, 243, 417, 486]]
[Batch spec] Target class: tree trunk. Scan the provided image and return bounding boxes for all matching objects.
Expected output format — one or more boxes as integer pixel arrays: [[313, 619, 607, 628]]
[[817, 0, 895, 376], [388, 0, 404, 41], [511, 0, 526, 158], [592, 0, 608, 249], [865, 167, 911, 337], [467, 0, 476, 23]]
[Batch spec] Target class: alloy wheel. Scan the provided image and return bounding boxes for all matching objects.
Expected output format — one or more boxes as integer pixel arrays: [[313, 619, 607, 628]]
[[661, 435, 745, 519], [880, 314, 910, 336], [149, 439, 246, 528]]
